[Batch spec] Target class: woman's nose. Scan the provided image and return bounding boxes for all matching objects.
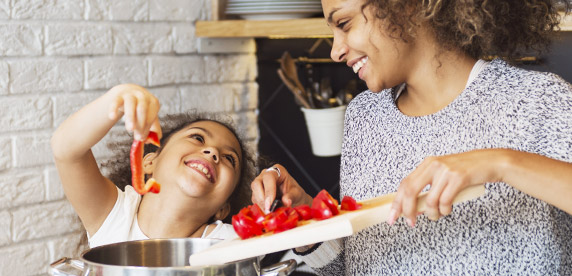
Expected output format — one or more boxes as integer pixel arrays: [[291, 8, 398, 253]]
[[330, 37, 348, 62], [202, 148, 219, 164]]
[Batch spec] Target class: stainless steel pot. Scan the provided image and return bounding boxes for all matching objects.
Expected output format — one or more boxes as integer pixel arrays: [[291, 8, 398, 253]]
[[49, 238, 296, 276]]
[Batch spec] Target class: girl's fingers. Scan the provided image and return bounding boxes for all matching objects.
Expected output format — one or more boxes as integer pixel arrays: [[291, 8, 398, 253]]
[[122, 94, 138, 135], [108, 97, 124, 120], [149, 117, 162, 140]]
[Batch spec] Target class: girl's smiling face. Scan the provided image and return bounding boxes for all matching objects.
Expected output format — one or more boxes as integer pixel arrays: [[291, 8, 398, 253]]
[[146, 120, 242, 210], [322, 0, 417, 92]]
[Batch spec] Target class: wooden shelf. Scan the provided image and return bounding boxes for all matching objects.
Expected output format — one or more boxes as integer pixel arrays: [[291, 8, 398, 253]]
[[196, 12, 572, 38], [196, 18, 332, 38]]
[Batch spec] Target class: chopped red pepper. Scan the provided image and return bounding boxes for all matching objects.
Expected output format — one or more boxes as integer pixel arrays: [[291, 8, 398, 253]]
[[311, 200, 334, 220], [130, 131, 161, 195], [341, 196, 362, 211], [315, 190, 340, 215], [232, 207, 263, 239], [293, 205, 313, 220]]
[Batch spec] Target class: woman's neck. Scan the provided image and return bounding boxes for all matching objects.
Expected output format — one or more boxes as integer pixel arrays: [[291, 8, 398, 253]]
[[396, 32, 477, 116], [137, 195, 213, 239]]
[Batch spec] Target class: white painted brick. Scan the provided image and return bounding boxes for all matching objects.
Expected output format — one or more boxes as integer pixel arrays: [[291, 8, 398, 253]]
[[0, 23, 43, 56], [87, 0, 148, 21], [231, 111, 258, 140], [13, 200, 81, 242], [0, 169, 45, 209], [13, 0, 83, 20], [149, 0, 205, 21], [235, 82, 258, 111], [0, 0, 9, 19], [0, 61, 8, 95], [45, 23, 112, 56], [173, 23, 197, 54], [113, 23, 173, 54], [180, 84, 235, 113], [0, 96, 52, 131], [0, 137, 11, 170], [204, 54, 258, 83], [46, 167, 65, 201], [149, 56, 205, 86], [10, 59, 83, 94], [0, 242, 48, 275], [14, 133, 53, 168], [49, 232, 88, 262], [0, 210, 11, 246], [85, 57, 147, 90], [149, 86, 181, 115], [53, 92, 100, 127]]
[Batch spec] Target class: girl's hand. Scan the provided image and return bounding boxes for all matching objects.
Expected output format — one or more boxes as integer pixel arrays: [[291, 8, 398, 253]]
[[250, 164, 313, 213], [387, 149, 505, 227], [107, 84, 162, 141]]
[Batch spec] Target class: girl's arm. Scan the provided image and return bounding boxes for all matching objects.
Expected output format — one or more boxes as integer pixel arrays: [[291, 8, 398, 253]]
[[51, 84, 160, 236]]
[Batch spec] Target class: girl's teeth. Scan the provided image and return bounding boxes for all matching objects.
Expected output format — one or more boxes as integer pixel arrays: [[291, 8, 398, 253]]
[[202, 168, 208, 174], [188, 162, 211, 180]]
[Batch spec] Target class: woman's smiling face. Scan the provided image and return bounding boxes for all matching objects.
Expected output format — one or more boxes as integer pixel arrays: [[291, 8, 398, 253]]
[[147, 120, 242, 208], [322, 0, 417, 92]]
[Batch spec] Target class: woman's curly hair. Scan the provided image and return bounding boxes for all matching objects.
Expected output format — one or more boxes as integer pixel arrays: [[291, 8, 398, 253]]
[[363, 0, 570, 60], [102, 111, 256, 224]]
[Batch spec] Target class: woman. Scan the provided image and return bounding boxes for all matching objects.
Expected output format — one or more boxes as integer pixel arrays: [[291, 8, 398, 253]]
[[251, 0, 572, 274], [51, 84, 255, 248]]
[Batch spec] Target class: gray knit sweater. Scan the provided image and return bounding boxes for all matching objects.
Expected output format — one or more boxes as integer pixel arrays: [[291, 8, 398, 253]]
[[304, 59, 572, 275]]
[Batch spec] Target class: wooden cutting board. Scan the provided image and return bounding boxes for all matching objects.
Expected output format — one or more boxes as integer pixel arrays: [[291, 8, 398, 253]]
[[189, 184, 485, 266]]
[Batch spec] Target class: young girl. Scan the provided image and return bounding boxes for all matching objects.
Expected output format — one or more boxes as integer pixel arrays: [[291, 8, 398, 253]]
[[51, 84, 255, 248], [251, 0, 572, 274]]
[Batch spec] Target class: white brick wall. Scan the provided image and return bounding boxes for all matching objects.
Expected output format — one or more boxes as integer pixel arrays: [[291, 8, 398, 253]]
[[0, 1, 259, 275]]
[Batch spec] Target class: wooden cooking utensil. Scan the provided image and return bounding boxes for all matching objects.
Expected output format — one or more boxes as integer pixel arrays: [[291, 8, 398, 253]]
[[277, 68, 312, 109], [189, 184, 486, 266], [280, 52, 308, 99]]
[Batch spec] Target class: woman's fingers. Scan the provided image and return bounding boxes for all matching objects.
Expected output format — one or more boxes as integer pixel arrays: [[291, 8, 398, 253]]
[[424, 167, 449, 221]]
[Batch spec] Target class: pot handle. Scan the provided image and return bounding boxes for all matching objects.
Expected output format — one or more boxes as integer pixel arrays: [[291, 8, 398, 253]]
[[49, 257, 85, 276], [261, 259, 297, 276]]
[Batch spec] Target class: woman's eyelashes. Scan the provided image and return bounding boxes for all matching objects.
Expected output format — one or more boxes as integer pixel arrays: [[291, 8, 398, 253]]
[[189, 133, 238, 168], [336, 20, 349, 31]]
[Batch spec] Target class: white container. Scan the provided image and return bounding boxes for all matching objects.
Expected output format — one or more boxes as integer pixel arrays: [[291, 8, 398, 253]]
[[300, 105, 347, 157]]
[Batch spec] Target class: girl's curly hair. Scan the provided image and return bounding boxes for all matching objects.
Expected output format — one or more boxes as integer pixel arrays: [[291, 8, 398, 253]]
[[103, 112, 256, 224], [363, 0, 570, 59]]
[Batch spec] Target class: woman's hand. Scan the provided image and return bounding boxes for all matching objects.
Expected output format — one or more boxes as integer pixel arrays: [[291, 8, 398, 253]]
[[250, 164, 313, 213], [387, 149, 505, 227], [107, 83, 162, 141]]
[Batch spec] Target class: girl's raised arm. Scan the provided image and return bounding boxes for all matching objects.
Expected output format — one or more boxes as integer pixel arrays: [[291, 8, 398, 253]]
[[51, 84, 161, 236]]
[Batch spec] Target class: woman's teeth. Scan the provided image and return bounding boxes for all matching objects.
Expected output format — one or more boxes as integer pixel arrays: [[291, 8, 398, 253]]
[[352, 56, 368, 74], [188, 163, 212, 180]]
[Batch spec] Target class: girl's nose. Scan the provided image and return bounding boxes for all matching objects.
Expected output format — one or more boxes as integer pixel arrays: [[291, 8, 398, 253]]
[[203, 148, 219, 164], [330, 37, 348, 62]]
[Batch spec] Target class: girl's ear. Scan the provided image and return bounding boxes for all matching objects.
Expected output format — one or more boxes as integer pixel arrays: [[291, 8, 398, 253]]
[[142, 152, 158, 174], [214, 203, 231, 221]]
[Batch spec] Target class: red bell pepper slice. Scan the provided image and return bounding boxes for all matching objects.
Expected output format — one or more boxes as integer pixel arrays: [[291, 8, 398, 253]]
[[130, 131, 161, 195], [341, 196, 362, 211], [315, 190, 340, 215], [293, 205, 313, 220], [311, 200, 334, 220], [232, 207, 263, 239], [249, 204, 266, 228], [262, 207, 289, 232], [274, 212, 299, 233]]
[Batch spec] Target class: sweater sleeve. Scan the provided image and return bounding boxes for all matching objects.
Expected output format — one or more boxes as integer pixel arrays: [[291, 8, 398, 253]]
[[299, 238, 345, 275], [524, 72, 572, 162]]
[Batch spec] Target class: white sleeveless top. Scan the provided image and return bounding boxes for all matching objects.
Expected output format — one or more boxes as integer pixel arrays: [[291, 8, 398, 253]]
[[88, 185, 237, 248]]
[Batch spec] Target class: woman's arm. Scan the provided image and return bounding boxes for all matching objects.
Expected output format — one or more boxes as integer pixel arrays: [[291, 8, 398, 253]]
[[51, 84, 160, 235], [387, 148, 572, 227]]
